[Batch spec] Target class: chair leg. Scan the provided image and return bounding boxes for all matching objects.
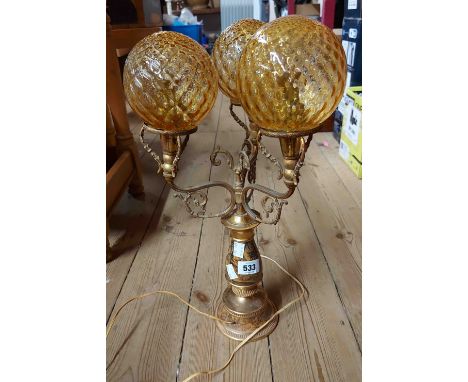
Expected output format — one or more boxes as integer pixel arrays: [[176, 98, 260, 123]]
[[129, 170, 144, 197], [106, 104, 118, 171], [114, 131, 144, 197], [106, 218, 113, 263], [107, 22, 144, 197]]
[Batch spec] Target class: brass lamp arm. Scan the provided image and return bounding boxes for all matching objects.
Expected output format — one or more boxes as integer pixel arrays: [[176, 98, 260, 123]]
[[257, 132, 283, 180], [241, 183, 295, 225], [139, 126, 163, 173], [240, 133, 313, 224], [140, 123, 237, 219], [209, 132, 257, 188], [229, 103, 249, 140], [140, 124, 191, 176], [166, 178, 237, 219], [210, 146, 235, 170]]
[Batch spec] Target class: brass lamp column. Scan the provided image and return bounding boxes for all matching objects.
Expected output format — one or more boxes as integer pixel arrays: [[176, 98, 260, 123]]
[[215, 132, 305, 340], [216, 195, 278, 341]]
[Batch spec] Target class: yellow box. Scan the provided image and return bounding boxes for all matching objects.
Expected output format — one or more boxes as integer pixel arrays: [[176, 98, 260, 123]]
[[339, 138, 362, 179], [341, 86, 362, 161], [339, 86, 362, 178], [347, 153, 362, 178]]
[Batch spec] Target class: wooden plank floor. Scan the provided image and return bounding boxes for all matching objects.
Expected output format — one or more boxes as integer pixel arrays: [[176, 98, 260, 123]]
[[107, 94, 362, 381]]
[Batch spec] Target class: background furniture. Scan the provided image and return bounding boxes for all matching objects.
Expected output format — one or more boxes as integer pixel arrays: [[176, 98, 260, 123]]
[[106, 15, 161, 261]]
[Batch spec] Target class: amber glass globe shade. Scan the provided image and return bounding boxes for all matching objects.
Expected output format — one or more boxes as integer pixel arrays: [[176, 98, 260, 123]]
[[237, 16, 347, 134], [212, 18, 265, 104], [123, 31, 218, 133]]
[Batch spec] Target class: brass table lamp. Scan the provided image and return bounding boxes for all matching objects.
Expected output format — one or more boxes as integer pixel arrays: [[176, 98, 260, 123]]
[[123, 16, 346, 341]]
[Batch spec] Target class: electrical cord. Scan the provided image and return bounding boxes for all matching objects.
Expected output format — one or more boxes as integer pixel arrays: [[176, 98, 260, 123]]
[[106, 255, 307, 381]]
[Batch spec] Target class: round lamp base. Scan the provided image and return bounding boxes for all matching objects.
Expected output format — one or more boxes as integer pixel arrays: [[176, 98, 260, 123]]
[[215, 296, 279, 342]]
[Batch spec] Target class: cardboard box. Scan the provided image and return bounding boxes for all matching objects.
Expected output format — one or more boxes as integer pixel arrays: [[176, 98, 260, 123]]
[[339, 86, 362, 178], [344, 0, 362, 18], [342, 86, 362, 160], [339, 139, 362, 178], [333, 95, 346, 142], [345, 69, 361, 88], [334, 21, 361, 144], [342, 17, 362, 85]]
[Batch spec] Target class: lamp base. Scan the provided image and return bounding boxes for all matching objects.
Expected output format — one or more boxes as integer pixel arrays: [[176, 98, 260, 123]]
[[215, 287, 279, 341]]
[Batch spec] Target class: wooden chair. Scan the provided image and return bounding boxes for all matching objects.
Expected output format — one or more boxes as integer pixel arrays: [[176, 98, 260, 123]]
[[106, 15, 161, 262]]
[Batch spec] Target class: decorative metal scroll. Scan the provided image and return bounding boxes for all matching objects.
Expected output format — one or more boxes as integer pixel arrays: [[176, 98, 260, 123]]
[[257, 133, 283, 180], [260, 196, 288, 225], [170, 180, 237, 219], [139, 125, 162, 173], [210, 146, 234, 170], [229, 103, 249, 140], [174, 191, 208, 218], [139, 112, 314, 225], [241, 183, 294, 225], [292, 134, 313, 185]]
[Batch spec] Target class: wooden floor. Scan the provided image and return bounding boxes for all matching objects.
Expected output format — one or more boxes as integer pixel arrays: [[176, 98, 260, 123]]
[[107, 94, 362, 382]]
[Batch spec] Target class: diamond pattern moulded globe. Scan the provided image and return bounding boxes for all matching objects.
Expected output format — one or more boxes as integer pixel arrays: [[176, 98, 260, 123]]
[[237, 16, 347, 134], [123, 31, 218, 133], [212, 19, 265, 104]]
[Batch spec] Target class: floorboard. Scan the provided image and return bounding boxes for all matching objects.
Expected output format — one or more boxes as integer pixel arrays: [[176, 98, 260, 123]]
[[253, 135, 362, 382], [106, 130, 218, 381], [318, 135, 362, 208], [296, 134, 362, 348]]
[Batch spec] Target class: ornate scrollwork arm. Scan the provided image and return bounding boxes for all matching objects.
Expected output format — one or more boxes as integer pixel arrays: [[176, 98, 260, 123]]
[[140, 124, 236, 219], [168, 179, 237, 219], [171, 136, 183, 177], [260, 196, 288, 225], [229, 103, 249, 140], [140, 124, 191, 177], [245, 135, 258, 185], [248, 160, 257, 185], [226, 105, 261, 185], [241, 183, 295, 225], [241, 133, 312, 222], [210, 146, 234, 170], [257, 133, 283, 180], [140, 124, 162, 173], [238, 150, 250, 173], [174, 191, 208, 218]]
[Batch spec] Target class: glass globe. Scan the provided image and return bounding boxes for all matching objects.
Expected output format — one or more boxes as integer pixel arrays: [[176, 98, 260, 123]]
[[212, 19, 265, 104], [123, 31, 218, 133], [237, 16, 347, 134]]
